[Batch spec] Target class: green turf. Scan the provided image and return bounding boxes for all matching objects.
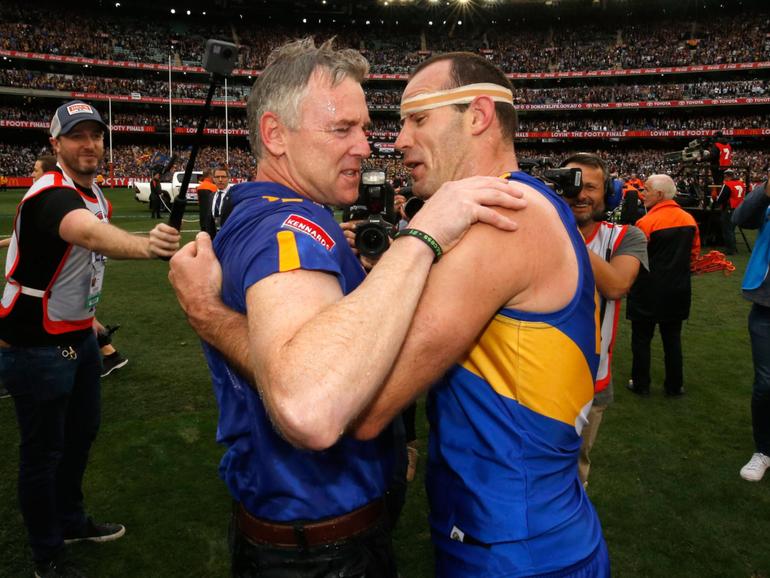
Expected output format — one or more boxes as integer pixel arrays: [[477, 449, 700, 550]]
[[0, 188, 768, 577]]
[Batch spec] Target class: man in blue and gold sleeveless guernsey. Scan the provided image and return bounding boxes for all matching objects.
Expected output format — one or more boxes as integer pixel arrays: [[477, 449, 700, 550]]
[[351, 53, 610, 576], [167, 41, 527, 577]]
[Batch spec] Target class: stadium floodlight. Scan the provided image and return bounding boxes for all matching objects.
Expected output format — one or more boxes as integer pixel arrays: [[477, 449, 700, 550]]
[[186, 9, 191, 15], [114, 2, 120, 6], [170, 8, 175, 13]]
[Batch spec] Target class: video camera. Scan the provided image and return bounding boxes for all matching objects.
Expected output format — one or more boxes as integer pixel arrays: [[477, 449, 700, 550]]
[[343, 170, 396, 259], [519, 157, 583, 199], [664, 139, 709, 165]]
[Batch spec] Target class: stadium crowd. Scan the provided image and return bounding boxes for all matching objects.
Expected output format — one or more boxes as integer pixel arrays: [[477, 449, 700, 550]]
[[1, 4, 768, 73], [3, 69, 768, 106], [5, 105, 769, 137], [2, 142, 765, 186]]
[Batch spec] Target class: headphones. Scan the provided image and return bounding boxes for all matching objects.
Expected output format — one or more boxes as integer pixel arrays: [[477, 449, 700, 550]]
[[559, 152, 620, 211]]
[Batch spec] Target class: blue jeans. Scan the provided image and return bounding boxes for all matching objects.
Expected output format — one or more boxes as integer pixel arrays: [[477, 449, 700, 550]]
[[749, 304, 770, 455], [1, 333, 101, 564]]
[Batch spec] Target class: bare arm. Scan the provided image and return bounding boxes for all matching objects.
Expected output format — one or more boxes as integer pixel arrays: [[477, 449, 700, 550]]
[[169, 177, 528, 450], [168, 234, 252, 378], [59, 208, 179, 259], [352, 197, 571, 440], [588, 251, 641, 300]]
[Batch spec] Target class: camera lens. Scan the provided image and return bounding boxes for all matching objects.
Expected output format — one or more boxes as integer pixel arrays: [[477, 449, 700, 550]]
[[356, 224, 389, 258]]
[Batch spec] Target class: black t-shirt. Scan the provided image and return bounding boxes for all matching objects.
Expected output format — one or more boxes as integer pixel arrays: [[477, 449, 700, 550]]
[[0, 181, 96, 346]]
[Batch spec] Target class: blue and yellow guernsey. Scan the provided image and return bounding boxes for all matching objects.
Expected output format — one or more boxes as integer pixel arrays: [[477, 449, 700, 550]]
[[206, 181, 397, 523], [426, 172, 604, 576]]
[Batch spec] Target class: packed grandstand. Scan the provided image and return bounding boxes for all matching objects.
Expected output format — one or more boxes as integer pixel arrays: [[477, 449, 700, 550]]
[[0, 0, 768, 189]]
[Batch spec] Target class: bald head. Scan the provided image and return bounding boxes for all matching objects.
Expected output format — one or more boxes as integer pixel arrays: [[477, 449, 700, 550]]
[[643, 174, 677, 208]]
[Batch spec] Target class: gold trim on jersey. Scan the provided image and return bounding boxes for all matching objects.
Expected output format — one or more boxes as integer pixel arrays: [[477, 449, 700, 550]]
[[460, 313, 595, 427]]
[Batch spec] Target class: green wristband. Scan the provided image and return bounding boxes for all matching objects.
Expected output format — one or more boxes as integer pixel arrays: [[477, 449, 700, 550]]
[[395, 228, 443, 262]]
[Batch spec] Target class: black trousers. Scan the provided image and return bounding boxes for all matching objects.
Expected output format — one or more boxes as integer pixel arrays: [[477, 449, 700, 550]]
[[229, 516, 398, 578], [631, 319, 683, 393]]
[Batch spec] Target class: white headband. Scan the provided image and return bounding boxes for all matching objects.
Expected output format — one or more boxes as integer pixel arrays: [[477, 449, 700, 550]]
[[400, 83, 514, 120]]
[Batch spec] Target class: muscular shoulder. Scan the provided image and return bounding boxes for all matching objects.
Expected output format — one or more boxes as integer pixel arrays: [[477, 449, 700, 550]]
[[439, 182, 579, 313]]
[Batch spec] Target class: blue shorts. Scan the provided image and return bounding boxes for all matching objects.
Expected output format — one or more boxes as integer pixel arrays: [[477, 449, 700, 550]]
[[433, 533, 610, 578]]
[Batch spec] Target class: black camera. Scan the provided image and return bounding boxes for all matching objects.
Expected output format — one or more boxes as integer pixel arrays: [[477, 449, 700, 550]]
[[519, 157, 583, 199], [343, 171, 396, 258], [202, 39, 239, 77], [664, 139, 708, 165]]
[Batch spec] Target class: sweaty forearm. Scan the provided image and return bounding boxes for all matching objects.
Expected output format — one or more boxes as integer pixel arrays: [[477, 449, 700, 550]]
[[260, 236, 435, 450], [189, 302, 252, 381]]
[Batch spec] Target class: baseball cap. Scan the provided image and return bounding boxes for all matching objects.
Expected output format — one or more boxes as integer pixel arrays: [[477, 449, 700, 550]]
[[50, 100, 108, 138]]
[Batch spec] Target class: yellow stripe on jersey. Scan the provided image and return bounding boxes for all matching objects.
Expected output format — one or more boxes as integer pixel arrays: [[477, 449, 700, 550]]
[[277, 230, 301, 272], [461, 314, 595, 426], [260, 196, 305, 203]]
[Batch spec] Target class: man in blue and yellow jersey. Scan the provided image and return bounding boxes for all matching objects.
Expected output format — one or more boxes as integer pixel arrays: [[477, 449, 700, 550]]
[[167, 39, 525, 577], [352, 53, 610, 577]]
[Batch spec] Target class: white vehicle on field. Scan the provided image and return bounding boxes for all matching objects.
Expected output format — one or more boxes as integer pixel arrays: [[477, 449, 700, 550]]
[[133, 171, 202, 205]]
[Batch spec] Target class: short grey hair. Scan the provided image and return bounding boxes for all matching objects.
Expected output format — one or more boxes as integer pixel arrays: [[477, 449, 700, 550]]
[[646, 174, 678, 200], [246, 37, 369, 161]]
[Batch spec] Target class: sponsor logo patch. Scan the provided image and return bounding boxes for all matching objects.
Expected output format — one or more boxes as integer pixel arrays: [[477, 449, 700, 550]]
[[282, 214, 335, 251], [67, 103, 93, 115]]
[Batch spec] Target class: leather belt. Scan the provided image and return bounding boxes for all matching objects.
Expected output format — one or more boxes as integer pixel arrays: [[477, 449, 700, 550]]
[[236, 499, 384, 548]]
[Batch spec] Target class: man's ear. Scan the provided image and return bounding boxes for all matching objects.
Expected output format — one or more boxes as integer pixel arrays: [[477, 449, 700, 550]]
[[468, 96, 496, 136], [49, 137, 60, 155], [260, 112, 287, 157]]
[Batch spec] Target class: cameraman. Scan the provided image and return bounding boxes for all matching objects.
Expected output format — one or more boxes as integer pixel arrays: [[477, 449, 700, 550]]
[[716, 169, 746, 254], [708, 132, 733, 186], [563, 153, 648, 486]]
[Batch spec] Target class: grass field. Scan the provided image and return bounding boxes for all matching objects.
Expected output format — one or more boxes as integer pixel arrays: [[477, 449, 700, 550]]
[[0, 187, 768, 577]]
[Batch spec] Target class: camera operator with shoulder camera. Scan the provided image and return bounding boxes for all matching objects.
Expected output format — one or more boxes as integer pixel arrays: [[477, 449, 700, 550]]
[[716, 169, 746, 254], [708, 131, 733, 186], [562, 153, 648, 487]]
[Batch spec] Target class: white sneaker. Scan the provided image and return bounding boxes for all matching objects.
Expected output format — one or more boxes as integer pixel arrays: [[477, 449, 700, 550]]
[[740, 453, 770, 481]]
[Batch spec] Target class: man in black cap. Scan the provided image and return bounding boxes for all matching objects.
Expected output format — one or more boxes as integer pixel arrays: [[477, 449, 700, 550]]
[[0, 100, 180, 578]]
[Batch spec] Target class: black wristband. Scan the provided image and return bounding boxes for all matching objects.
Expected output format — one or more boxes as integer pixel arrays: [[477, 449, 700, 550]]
[[395, 228, 443, 262]]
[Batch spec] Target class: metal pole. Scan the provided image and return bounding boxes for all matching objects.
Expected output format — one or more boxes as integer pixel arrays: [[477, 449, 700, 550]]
[[224, 78, 229, 165], [168, 53, 173, 156], [108, 98, 114, 186], [167, 76, 220, 232]]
